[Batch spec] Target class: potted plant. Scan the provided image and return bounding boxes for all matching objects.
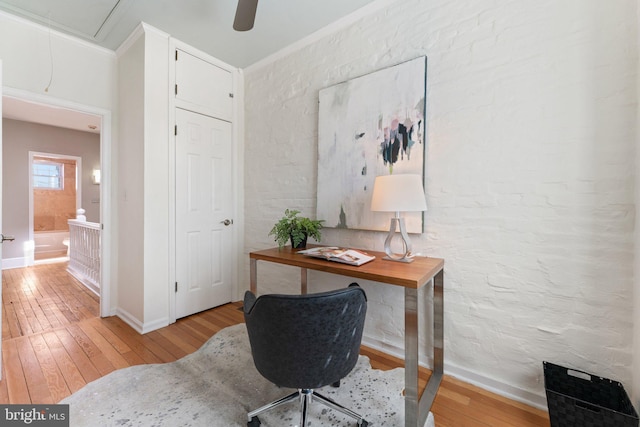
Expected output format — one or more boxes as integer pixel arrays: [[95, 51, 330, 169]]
[[269, 209, 324, 249]]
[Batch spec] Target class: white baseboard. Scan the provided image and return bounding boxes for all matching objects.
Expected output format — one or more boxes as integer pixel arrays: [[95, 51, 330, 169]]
[[114, 308, 145, 334], [361, 334, 548, 411], [115, 307, 169, 335], [2, 257, 30, 270], [66, 266, 100, 297]]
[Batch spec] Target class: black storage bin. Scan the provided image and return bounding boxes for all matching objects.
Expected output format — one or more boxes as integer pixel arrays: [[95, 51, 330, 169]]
[[543, 361, 639, 427]]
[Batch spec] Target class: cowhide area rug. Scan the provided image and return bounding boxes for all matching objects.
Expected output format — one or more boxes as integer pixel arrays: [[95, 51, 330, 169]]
[[61, 324, 435, 427]]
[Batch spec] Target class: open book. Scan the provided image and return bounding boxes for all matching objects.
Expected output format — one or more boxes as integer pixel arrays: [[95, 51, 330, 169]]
[[297, 246, 376, 266]]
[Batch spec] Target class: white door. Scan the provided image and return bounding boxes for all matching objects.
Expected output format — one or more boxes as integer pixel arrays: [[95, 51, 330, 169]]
[[175, 49, 233, 122], [175, 108, 233, 318]]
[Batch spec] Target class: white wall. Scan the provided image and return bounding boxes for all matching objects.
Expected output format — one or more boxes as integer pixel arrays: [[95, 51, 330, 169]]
[[0, 11, 116, 116], [115, 24, 171, 332], [244, 0, 637, 408], [141, 26, 170, 328], [116, 32, 146, 326]]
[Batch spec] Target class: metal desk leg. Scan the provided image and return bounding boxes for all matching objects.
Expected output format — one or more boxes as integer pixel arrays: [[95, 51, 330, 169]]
[[404, 287, 420, 427], [250, 258, 257, 294], [417, 270, 444, 424], [405, 270, 444, 427], [301, 268, 308, 294]]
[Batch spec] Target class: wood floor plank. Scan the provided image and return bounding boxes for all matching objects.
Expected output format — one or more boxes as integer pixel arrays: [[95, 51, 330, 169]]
[[2, 339, 32, 403], [85, 317, 132, 355], [0, 367, 9, 403], [3, 301, 22, 339], [28, 334, 70, 402], [65, 324, 116, 376], [99, 317, 165, 364], [171, 320, 211, 343], [177, 315, 217, 339], [155, 325, 200, 354], [41, 331, 87, 394], [77, 321, 130, 370], [53, 328, 101, 384], [14, 335, 53, 404], [145, 330, 188, 361]]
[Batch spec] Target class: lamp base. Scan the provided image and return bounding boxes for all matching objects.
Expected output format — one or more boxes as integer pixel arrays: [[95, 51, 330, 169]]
[[383, 217, 414, 263]]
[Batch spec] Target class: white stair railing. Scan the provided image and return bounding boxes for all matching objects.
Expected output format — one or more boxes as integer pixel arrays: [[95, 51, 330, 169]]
[[68, 212, 101, 295]]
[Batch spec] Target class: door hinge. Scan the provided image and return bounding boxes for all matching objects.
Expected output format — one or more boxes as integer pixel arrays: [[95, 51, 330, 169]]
[[174, 125, 178, 135], [175, 50, 178, 61], [175, 84, 178, 95], [175, 282, 178, 292]]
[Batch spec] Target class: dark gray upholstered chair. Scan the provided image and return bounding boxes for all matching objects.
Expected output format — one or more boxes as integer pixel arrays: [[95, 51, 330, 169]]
[[243, 283, 368, 427]]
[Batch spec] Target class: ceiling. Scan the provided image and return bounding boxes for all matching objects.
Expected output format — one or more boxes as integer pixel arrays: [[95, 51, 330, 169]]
[[0, 0, 379, 69], [1, 0, 380, 134]]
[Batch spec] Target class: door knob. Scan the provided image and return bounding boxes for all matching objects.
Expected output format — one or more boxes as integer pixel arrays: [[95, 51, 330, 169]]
[[0, 234, 15, 243], [221, 219, 233, 226]]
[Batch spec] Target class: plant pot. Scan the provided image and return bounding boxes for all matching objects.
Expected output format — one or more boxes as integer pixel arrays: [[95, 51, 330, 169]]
[[290, 234, 307, 249]]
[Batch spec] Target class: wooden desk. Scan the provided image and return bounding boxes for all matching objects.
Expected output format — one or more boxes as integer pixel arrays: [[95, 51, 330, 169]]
[[249, 246, 444, 427]]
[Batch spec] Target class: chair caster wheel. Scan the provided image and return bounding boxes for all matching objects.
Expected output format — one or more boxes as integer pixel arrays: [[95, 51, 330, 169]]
[[359, 420, 369, 427], [248, 416, 261, 426]]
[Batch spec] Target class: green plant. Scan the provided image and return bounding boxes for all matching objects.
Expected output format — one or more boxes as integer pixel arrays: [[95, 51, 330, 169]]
[[269, 209, 324, 249]]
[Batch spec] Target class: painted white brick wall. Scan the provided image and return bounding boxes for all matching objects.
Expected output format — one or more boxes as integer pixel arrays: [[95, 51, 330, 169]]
[[244, 0, 637, 408]]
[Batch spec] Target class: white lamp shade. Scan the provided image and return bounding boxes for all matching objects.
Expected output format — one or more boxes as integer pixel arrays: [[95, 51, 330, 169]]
[[371, 174, 427, 212]]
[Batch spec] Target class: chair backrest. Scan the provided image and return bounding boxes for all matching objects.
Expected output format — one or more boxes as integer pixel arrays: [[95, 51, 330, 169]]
[[243, 285, 367, 390]]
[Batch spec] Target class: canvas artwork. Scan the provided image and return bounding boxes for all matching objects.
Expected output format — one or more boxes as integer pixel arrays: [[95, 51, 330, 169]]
[[317, 56, 427, 232]]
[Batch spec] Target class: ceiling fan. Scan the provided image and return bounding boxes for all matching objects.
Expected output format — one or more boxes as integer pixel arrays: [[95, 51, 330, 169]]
[[233, 0, 259, 31]]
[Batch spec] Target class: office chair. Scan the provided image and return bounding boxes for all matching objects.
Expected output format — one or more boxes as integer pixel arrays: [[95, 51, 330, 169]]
[[243, 283, 368, 427]]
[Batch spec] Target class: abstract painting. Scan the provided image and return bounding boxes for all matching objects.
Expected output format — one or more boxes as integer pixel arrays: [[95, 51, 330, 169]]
[[317, 57, 427, 232]]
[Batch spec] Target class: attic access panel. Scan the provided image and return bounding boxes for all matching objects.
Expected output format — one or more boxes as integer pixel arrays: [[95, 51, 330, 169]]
[[0, 0, 128, 40]]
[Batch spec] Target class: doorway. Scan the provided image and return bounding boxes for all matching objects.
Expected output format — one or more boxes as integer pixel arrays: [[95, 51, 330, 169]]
[[30, 152, 82, 264], [2, 87, 112, 318]]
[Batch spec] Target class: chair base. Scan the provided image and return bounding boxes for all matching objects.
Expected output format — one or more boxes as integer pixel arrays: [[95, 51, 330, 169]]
[[247, 388, 368, 427]]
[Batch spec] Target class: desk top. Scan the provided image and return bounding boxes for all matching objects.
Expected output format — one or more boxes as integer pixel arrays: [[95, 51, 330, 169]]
[[250, 246, 444, 289]]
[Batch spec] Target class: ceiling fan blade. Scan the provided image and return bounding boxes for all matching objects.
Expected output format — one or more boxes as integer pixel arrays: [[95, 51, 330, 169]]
[[233, 0, 258, 31]]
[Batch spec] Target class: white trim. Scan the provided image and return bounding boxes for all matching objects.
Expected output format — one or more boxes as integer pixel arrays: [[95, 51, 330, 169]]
[[115, 307, 169, 335], [115, 21, 145, 57], [28, 152, 82, 267], [66, 266, 99, 296], [244, 0, 397, 74], [116, 22, 171, 58], [3, 86, 113, 318], [1, 257, 29, 270], [233, 69, 246, 302], [168, 37, 177, 324], [114, 308, 144, 334], [0, 10, 116, 57]]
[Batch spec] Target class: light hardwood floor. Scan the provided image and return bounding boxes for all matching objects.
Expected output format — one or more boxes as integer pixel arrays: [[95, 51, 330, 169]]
[[1, 262, 550, 426]]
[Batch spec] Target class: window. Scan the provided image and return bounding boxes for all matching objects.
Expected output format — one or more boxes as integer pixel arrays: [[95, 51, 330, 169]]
[[33, 162, 63, 190]]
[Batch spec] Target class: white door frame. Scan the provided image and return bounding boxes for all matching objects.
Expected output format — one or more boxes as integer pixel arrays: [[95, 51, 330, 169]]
[[29, 151, 82, 264], [3, 87, 113, 318]]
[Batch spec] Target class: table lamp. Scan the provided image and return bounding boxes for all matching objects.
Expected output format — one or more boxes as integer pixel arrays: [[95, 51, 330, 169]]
[[371, 174, 427, 263]]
